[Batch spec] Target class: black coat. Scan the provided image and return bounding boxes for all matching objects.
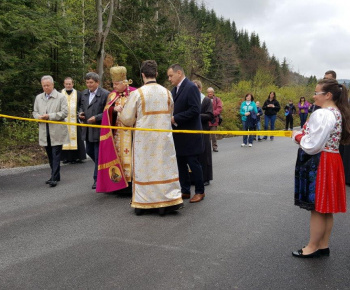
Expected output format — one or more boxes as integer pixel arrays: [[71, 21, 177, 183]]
[[262, 99, 281, 116], [200, 96, 213, 181], [80, 87, 109, 142], [171, 78, 204, 156]]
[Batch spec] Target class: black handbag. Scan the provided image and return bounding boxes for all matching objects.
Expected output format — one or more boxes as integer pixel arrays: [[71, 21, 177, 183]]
[[218, 115, 223, 125]]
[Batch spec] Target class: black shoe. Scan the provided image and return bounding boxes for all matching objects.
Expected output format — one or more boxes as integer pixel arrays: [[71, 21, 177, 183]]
[[204, 181, 210, 186], [213, 149, 218, 152], [46, 178, 60, 184], [292, 249, 320, 258], [316, 248, 330, 256], [49, 181, 58, 187], [159, 203, 184, 216], [92, 181, 96, 189], [135, 208, 144, 216], [258, 138, 262, 141], [263, 137, 267, 140]]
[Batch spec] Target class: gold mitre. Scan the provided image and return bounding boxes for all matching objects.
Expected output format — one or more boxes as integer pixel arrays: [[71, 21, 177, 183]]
[[110, 65, 132, 85]]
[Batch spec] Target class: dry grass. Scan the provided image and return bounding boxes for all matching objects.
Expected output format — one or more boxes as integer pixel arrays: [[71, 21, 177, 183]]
[[0, 144, 47, 169]]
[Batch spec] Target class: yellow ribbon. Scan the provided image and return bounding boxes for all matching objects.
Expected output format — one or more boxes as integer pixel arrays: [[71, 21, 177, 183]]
[[0, 113, 292, 137]]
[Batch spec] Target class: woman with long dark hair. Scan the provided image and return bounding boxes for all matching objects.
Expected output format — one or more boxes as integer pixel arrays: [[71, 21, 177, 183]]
[[292, 79, 350, 258], [262, 91, 280, 140], [298, 96, 310, 128]]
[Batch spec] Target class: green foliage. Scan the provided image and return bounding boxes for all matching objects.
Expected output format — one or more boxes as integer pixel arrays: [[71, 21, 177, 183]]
[[307, 75, 318, 87], [0, 0, 84, 114], [253, 68, 275, 90], [215, 92, 242, 131], [216, 79, 317, 132], [1, 118, 38, 145], [0, 0, 310, 114], [0, 0, 319, 167]]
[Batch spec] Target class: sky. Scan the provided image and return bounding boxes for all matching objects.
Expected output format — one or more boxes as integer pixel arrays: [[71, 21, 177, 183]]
[[203, 0, 350, 79]]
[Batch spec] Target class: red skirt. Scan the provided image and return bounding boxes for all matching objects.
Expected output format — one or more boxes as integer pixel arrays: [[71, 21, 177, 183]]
[[315, 151, 347, 213]]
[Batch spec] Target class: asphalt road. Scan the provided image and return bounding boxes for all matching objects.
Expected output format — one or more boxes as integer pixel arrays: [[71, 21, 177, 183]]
[[0, 136, 349, 290]]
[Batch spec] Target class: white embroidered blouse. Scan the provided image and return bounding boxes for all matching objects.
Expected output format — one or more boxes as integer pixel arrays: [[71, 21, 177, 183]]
[[296, 107, 342, 155]]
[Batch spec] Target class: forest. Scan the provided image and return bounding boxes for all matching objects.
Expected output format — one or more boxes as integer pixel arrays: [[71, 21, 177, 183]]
[[0, 0, 319, 167]]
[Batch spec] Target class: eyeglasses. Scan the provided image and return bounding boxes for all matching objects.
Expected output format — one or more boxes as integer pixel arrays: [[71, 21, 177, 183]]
[[314, 92, 325, 95]]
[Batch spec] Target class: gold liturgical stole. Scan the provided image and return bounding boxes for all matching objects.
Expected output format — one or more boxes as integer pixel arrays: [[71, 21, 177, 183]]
[[63, 89, 78, 150]]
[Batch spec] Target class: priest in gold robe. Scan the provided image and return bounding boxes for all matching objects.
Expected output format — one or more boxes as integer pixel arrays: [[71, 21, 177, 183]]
[[119, 60, 183, 215], [96, 65, 136, 193], [61, 77, 86, 164]]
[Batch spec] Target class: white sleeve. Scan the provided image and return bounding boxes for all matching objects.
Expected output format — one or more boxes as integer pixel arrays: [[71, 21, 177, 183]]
[[300, 109, 336, 155], [119, 90, 138, 127]]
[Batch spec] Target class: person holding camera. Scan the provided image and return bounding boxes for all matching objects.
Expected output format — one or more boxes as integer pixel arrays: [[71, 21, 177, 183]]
[[207, 87, 223, 152]]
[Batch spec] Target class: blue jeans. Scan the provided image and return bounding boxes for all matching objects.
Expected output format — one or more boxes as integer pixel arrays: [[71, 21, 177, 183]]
[[242, 120, 254, 144], [264, 115, 276, 140], [300, 113, 308, 128], [256, 121, 261, 139]]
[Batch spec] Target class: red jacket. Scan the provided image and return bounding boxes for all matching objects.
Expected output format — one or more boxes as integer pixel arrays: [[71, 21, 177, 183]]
[[209, 96, 223, 127]]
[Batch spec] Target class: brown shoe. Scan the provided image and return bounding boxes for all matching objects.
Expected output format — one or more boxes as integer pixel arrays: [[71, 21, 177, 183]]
[[182, 193, 191, 199], [190, 193, 205, 203]]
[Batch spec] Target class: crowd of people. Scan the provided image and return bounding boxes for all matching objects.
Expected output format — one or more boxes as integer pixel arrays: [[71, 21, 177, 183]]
[[33, 66, 349, 257], [33, 61, 224, 215]]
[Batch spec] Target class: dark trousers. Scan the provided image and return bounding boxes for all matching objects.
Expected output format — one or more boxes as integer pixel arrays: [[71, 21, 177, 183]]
[[300, 113, 308, 128], [86, 141, 99, 181], [45, 130, 62, 182], [285, 115, 293, 130], [242, 120, 254, 144], [177, 155, 204, 194], [263, 115, 276, 140]]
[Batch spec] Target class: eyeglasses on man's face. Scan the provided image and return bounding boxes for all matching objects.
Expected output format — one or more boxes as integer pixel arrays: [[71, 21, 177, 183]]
[[314, 92, 325, 95]]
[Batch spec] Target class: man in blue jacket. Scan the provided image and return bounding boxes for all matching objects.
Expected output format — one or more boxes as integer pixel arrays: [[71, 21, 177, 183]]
[[167, 64, 205, 203]]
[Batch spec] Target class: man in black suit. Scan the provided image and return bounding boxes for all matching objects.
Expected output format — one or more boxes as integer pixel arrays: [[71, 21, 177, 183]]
[[167, 64, 205, 203], [79, 72, 109, 189]]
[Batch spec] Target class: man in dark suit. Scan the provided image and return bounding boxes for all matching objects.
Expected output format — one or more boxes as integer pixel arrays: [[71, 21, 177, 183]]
[[79, 72, 109, 189], [167, 64, 205, 203]]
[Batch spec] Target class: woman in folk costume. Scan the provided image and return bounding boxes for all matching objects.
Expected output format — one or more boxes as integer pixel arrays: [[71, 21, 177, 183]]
[[292, 79, 350, 258], [96, 65, 136, 193]]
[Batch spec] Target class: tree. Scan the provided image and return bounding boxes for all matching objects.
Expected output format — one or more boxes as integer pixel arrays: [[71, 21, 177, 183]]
[[96, 0, 115, 81], [280, 57, 290, 86], [0, 0, 82, 113]]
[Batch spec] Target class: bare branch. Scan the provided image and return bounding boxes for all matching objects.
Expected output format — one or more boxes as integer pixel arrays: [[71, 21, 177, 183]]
[[192, 72, 221, 89], [103, 0, 115, 36], [102, 1, 110, 14]]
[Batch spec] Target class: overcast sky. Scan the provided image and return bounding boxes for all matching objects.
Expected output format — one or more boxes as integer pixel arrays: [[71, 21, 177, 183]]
[[203, 0, 350, 79]]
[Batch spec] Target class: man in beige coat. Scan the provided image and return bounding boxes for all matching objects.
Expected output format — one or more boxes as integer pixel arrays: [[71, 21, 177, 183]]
[[33, 75, 69, 187]]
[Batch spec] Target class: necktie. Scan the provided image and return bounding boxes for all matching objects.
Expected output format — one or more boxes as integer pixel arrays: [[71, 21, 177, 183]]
[[175, 87, 178, 95]]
